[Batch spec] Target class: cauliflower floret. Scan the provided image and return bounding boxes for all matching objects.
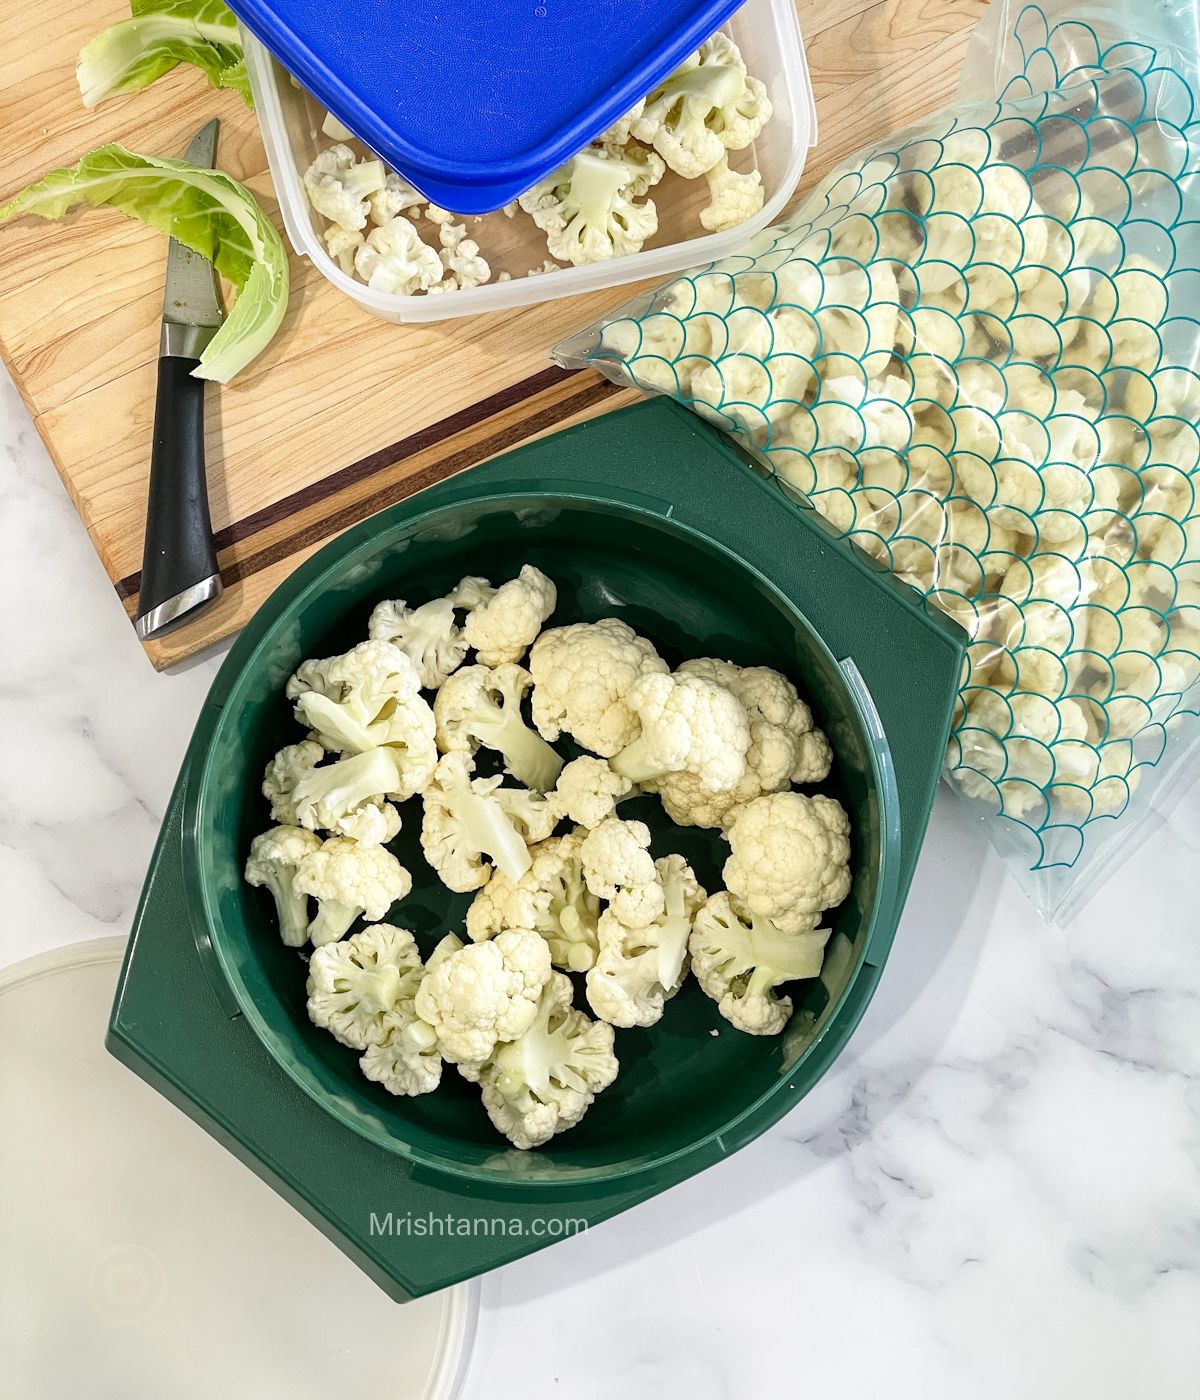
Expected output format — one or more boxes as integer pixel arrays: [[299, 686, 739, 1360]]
[[586, 855, 706, 1028], [579, 817, 665, 929], [518, 141, 664, 266], [420, 753, 535, 892], [435, 663, 564, 792], [460, 565, 557, 666], [611, 670, 751, 794], [243, 826, 323, 947], [439, 229, 490, 289], [528, 618, 668, 757], [303, 145, 386, 231], [689, 891, 831, 1034], [289, 746, 424, 840], [699, 155, 764, 233], [359, 1018, 442, 1097], [367, 588, 475, 690], [552, 756, 634, 828], [494, 784, 563, 845], [262, 739, 325, 826], [469, 830, 602, 973], [653, 658, 832, 828], [286, 641, 437, 776], [723, 792, 852, 930], [369, 172, 423, 226], [354, 215, 444, 294], [474, 972, 619, 1149], [306, 923, 426, 1048], [292, 835, 411, 945], [414, 928, 552, 1067], [631, 33, 772, 178], [323, 221, 363, 274]]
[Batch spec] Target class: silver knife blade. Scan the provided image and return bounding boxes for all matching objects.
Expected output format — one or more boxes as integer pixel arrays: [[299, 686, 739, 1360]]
[[161, 119, 224, 350]]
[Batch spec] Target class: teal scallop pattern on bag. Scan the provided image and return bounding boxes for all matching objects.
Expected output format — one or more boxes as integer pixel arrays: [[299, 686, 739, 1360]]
[[588, 6, 1200, 872]]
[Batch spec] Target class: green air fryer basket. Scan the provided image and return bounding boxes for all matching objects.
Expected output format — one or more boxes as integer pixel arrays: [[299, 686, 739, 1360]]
[[110, 400, 965, 1295]]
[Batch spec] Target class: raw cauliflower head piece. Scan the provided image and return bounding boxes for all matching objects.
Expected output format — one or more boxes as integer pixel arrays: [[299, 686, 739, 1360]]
[[354, 215, 444, 295], [631, 32, 772, 179], [723, 792, 852, 929], [434, 662, 564, 792], [699, 155, 765, 233], [262, 740, 325, 826], [469, 830, 603, 973], [653, 658, 833, 828], [460, 565, 557, 667], [368, 589, 474, 690], [420, 753, 534, 893], [288, 746, 420, 841], [579, 817, 665, 929], [553, 756, 634, 829], [323, 221, 363, 274], [689, 891, 831, 1034], [611, 670, 751, 794], [369, 172, 423, 226], [244, 825, 323, 947], [414, 928, 552, 1067], [306, 923, 427, 1049], [529, 617, 668, 757], [287, 639, 437, 768], [586, 854, 707, 1028], [475, 972, 619, 1149], [293, 836, 412, 945], [518, 142, 665, 266], [359, 1018, 442, 1097], [303, 144, 386, 231]]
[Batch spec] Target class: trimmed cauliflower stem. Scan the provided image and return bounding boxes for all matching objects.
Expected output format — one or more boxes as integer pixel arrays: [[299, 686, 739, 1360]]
[[420, 753, 535, 892], [415, 927, 551, 1067], [467, 829, 602, 972], [435, 662, 564, 792], [303, 145, 385, 230], [529, 618, 667, 757], [368, 584, 477, 690], [518, 141, 665, 266], [690, 891, 831, 1034], [587, 854, 707, 1027], [474, 972, 619, 1148], [631, 32, 772, 178], [307, 924, 441, 1095], [244, 826, 323, 947]]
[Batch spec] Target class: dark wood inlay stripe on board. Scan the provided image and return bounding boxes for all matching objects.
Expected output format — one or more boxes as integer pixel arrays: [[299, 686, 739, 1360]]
[[116, 366, 624, 603]]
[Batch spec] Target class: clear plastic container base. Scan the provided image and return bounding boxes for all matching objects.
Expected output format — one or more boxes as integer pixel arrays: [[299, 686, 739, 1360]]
[[243, 0, 816, 323]]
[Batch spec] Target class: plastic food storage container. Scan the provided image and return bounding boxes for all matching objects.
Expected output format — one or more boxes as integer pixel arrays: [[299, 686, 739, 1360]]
[[242, 0, 816, 323]]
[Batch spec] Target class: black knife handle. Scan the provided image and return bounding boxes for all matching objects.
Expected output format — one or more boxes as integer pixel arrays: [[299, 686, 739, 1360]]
[[135, 354, 222, 641]]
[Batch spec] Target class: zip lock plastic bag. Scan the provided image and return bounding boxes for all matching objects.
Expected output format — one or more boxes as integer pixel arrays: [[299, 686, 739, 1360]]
[[554, 0, 1200, 921]]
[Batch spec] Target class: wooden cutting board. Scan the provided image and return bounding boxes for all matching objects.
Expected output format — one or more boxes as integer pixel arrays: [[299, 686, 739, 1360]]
[[0, 0, 984, 668]]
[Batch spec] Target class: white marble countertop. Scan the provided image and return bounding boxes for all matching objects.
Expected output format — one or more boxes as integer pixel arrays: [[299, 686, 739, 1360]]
[[3, 363, 1198, 1398]]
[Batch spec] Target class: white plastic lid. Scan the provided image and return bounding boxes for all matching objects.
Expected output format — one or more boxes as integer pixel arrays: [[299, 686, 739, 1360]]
[[0, 939, 477, 1400]]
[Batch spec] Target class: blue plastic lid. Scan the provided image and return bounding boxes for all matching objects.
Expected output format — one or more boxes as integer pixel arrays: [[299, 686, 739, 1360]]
[[227, 0, 746, 214]]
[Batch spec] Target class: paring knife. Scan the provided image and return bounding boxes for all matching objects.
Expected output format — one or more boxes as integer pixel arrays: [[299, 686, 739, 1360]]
[[135, 118, 225, 642]]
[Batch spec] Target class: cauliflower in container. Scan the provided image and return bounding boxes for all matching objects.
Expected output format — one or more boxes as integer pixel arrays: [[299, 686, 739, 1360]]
[[297, 32, 775, 298], [245, 562, 856, 1148]]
